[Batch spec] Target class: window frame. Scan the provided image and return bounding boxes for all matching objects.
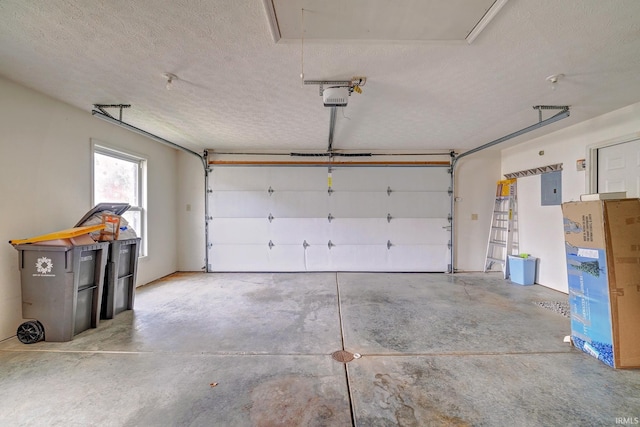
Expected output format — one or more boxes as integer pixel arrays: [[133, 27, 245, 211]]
[[91, 141, 147, 257]]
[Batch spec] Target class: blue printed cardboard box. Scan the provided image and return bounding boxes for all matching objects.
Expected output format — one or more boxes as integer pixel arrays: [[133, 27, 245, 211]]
[[562, 199, 640, 369]]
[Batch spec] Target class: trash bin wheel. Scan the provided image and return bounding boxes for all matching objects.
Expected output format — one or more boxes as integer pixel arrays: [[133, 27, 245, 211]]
[[16, 321, 44, 344]]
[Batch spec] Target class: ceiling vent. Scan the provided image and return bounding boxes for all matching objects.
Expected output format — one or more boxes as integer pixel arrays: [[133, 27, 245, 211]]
[[323, 87, 349, 107]]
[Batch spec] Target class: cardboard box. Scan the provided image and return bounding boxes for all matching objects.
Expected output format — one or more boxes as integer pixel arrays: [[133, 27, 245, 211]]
[[561, 199, 640, 368]]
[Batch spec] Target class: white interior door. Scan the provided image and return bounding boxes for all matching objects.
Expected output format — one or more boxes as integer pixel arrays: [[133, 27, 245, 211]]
[[597, 138, 640, 197], [208, 166, 451, 272]]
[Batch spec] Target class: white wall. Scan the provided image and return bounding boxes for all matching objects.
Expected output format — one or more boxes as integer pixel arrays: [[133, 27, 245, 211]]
[[501, 101, 640, 293], [0, 76, 179, 340], [177, 151, 206, 271], [454, 151, 503, 271]]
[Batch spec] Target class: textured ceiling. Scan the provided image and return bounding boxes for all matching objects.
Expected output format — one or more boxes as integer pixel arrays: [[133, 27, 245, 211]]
[[1, 0, 640, 154]]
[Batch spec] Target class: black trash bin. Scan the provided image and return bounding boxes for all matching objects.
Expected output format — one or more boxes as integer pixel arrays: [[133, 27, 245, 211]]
[[101, 237, 141, 319], [12, 233, 109, 343], [75, 203, 140, 319]]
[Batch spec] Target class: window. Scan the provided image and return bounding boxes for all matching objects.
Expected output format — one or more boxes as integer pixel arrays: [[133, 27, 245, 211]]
[[92, 143, 147, 256]]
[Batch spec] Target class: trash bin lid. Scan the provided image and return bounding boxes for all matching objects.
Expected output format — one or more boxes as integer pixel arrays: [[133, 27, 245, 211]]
[[9, 225, 105, 245], [75, 203, 131, 227]]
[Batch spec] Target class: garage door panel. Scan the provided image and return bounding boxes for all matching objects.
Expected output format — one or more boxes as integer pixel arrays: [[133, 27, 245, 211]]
[[330, 167, 451, 191], [389, 219, 450, 245], [210, 219, 270, 244], [330, 192, 387, 217], [211, 191, 271, 218], [388, 245, 449, 272], [210, 243, 447, 272], [386, 168, 450, 191], [330, 245, 388, 271], [212, 167, 328, 191], [211, 167, 271, 191], [305, 246, 330, 270], [210, 245, 271, 271], [267, 245, 306, 271], [269, 167, 327, 190], [330, 219, 388, 244], [331, 168, 389, 191], [210, 245, 307, 271], [270, 218, 329, 244], [389, 192, 450, 217], [271, 191, 328, 217]]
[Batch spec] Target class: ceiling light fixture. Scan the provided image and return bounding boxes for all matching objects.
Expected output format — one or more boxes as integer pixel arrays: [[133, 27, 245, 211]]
[[546, 73, 564, 91], [163, 72, 178, 90]]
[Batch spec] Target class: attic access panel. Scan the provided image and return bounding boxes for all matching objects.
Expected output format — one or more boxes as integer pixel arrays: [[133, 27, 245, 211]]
[[267, 0, 506, 43]]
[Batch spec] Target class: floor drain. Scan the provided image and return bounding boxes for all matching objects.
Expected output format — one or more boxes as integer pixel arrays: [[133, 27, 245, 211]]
[[332, 350, 355, 363]]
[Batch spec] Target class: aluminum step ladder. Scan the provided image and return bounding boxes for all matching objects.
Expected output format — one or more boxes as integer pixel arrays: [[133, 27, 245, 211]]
[[484, 179, 519, 278]]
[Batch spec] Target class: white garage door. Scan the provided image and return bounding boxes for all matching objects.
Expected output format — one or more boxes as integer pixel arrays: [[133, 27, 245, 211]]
[[207, 166, 451, 272], [598, 138, 640, 197]]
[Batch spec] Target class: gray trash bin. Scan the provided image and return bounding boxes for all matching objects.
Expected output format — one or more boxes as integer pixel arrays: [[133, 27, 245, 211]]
[[101, 237, 140, 319], [74, 203, 140, 320], [14, 241, 109, 343]]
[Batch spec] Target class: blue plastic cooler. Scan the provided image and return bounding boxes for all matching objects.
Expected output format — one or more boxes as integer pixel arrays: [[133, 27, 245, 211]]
[[508, 255, 537, 285]]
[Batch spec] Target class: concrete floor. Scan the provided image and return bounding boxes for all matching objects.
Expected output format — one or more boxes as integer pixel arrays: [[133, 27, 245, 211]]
[[0, 272, 638, 426]]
